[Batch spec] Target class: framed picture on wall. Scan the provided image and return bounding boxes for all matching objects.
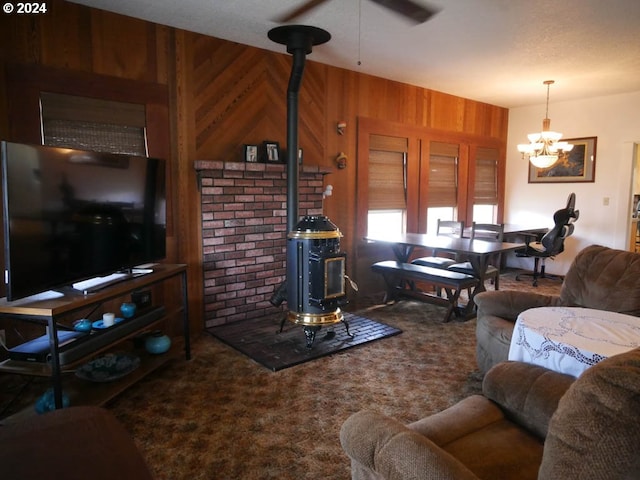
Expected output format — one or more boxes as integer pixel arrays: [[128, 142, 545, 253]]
[[243, 144, 258, 162], [261, 141, 281, 163], [528, 136, 597, 183]]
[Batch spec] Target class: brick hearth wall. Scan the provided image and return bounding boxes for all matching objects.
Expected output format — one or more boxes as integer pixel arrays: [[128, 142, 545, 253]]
[[195, 161, 331, 328]]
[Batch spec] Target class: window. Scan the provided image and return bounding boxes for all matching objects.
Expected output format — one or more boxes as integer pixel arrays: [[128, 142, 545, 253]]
[[424, 142, 459, 233], [473, 147, 499, 223], [40, 92, 148, 156], [367, 134, 408, 236], [426, 207, 455, 234]]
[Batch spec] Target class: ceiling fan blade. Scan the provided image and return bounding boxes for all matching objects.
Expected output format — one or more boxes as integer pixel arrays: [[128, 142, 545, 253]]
[[369, 0, 440, 23], [274, 0, 331, 23]]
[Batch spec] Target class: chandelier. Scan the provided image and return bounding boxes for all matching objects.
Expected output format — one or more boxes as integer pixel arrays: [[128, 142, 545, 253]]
[[517, 80, 573, 169]]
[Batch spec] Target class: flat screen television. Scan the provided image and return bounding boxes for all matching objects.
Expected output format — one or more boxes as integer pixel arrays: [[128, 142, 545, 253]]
[[1, 141, 166, 301]]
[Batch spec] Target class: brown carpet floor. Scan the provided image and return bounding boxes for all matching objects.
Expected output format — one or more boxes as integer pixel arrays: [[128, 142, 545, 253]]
[[1, 270, 562, 479]]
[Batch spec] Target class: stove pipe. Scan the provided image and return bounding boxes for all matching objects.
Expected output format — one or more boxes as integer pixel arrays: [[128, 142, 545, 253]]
[[268, 25, 331, 233]]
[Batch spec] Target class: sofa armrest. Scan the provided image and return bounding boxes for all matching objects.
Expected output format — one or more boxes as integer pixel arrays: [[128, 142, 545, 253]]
[[482, 361, 575, 439], [474, 290, 561, 322], [340, 410, 479, 480]]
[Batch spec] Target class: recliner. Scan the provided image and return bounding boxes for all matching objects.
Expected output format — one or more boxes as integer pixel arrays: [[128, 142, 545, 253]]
[[340, 347, 640, 480], [515, 193, 579, 286]]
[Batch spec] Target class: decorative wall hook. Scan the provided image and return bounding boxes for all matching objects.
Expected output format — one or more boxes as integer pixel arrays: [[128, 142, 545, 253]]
[[335, 152, 347, 169], [337, 121, 347, 135]]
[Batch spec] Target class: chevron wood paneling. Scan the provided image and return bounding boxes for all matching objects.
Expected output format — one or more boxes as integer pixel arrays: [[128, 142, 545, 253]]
[[191, 36, 326, 164]]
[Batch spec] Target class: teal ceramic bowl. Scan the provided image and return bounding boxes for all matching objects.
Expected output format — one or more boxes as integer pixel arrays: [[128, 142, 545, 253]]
[[120, 302, 137, 318], [73, 318, 92, 332]]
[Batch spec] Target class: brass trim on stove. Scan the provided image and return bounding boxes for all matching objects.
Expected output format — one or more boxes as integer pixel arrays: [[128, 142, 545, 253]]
[[287, 230, 342, 239], [288, 308, 343, 326]]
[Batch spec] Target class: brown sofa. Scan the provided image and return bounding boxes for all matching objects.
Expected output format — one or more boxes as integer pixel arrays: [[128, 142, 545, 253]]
[[340, 347, 640, 480], [0, 406, 154, 480], [474, 244, 640, 374]]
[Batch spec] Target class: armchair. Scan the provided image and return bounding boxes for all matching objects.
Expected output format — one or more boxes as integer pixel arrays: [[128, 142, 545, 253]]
[[340, 347, 640, 480], [515, 193, 579, 286], [474, 244, 640, 374]]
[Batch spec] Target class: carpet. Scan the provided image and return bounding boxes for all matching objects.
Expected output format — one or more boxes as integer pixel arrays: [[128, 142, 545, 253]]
[[207, 312, 402, 371]]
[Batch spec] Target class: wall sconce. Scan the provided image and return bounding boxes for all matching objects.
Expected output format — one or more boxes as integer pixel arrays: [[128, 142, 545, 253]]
[[323, 185, 333, 199], [337, 121, 346, 135], [335, 152, 347, 169]]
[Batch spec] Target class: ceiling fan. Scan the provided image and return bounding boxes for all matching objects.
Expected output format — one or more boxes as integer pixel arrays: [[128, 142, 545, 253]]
[[276, 0, 439, 24]]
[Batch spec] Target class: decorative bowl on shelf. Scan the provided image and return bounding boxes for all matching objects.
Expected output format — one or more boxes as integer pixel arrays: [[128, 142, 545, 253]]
[[73, 318, 92, 332], [144, 331, 171, 354], [120, 302, 137, 318], [75, 352, 140, 382]]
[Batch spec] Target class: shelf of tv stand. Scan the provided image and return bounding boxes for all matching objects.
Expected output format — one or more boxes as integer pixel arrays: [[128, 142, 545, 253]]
[[65, 338, 185, 406], [0, 306, 178, 376], [0, 263, 190, 414], [0, 263, 187, 318]]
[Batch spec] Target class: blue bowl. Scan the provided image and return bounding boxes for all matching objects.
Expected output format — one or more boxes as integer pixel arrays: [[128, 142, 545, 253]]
[[120, 302, 137, 318], [73, 319, 92, 332]]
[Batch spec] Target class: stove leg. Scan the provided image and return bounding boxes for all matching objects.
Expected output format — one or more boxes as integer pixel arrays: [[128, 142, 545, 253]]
[[341, 318, 354, 338], [304, 326, 321, 348], [278, 313, 287, 333]]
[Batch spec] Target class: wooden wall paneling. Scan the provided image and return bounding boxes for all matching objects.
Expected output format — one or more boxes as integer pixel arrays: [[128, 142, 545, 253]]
[[89, 8, 158, 82], [429, 91, 466, 132], [0, 12, 40, 65], [457, 143, 471, 224], [298, 61, 327, 166], [406, 136, 421, 233], [39, 1, 93, 70], [417, 139, 430, 232], [323, 68, 358, 289], [174, 30, 204, 332], [192, 38, 286, 160]]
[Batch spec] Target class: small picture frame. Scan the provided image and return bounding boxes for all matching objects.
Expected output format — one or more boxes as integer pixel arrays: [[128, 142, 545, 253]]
[[244, 144, 258, 163], [261, 141, 281, 163]]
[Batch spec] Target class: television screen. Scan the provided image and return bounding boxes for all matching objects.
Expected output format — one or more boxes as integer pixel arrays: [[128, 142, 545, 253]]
[[1, 141, 166, 301]]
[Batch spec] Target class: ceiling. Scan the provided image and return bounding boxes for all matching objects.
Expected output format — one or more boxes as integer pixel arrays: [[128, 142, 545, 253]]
[[70, 0, 640, 108]]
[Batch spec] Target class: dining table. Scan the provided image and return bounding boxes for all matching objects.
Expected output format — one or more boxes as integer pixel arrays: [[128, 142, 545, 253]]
[[365, 232, 525, 303]]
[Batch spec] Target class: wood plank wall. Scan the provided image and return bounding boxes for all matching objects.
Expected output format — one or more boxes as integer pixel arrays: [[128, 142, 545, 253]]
[[0, 0, 508, 332]]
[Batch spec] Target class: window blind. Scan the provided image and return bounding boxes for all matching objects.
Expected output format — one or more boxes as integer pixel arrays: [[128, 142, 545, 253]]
[[474, 147, 498, 204], [40, 92, 147, 156], [368, 135, 408, 211], [428, 142, 458, 207]]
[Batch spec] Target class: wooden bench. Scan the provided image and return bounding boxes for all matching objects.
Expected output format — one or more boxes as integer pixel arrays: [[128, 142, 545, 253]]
[[371, 260, 479, 322]]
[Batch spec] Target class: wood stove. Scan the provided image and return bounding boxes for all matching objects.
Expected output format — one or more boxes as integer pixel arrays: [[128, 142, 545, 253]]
[[286, 215, 350, 347], [268, 26, 352, 347]]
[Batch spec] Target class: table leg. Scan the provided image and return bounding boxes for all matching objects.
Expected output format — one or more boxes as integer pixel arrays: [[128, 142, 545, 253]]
[[392, 245, 414, 263], [465, 255, 490, 311]]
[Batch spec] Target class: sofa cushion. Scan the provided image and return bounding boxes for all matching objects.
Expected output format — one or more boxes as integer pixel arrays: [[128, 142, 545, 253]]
[[408, 395, 544, 480], [538, 347, 640, 479]]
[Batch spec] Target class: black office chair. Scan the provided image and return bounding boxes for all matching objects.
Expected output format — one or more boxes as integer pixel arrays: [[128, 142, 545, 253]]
[[515, 193, 579, 286]]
